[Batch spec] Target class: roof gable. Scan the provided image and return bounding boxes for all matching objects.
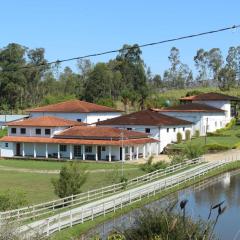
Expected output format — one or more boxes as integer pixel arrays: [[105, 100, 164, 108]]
[[27, 100, 122, 113]]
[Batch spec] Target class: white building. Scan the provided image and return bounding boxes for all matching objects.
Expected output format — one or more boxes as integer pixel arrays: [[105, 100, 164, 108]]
[[27, 100, 122, 124], [0, 116, 158, 161], [97, 109, 193, 153]]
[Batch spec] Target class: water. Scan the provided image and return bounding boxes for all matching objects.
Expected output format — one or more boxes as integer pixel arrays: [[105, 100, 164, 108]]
[[83, 170, 240, 240]]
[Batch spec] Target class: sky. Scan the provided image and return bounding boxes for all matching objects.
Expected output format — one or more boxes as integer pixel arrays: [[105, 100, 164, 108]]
[[1, 0, 240, 76]]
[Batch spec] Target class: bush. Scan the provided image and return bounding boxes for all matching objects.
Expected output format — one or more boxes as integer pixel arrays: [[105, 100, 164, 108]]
[[183, 143, 205, 159], [168, 151, 186, 165], [0, 190, 27, 211], [52, 163, 87, 198], [207, 132, 230, 137], [185, 130, 191, 141], [204, 144, 230, 152], [216, 118, 236, 133], [140, 157, 169, 173], [176, 132, 182, 143], [194, 130, 200, 138]]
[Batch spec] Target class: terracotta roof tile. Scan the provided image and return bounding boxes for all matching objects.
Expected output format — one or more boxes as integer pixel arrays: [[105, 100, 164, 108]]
[[96, 109, 192, 126], [56, 126, 149, 140], [7, 116, 85, 127], [27, 100, 122, 113], [157, 103, 225, 113], [180, 92, 240, 101], [0, 136, 158, 146]]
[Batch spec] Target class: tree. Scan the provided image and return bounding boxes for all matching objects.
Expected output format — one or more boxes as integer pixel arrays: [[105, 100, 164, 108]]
[[52, 163, 87, 198], [217, 66, 236, 91]]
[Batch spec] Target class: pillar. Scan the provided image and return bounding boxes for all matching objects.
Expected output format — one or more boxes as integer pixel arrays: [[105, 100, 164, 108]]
[[122, 147, 125, 162], [33, 143, 36, 158], [136, 146, 139, 160], [108, 146, 112, 162], [82, 145, 85, 160], [22, 143, 25, 157], [143, 145, 146, 159], [129, 146, 133, 161], [57, 144, 60, 159], [45, 143, 48, 159], [149, 143, 152, 156], [95, 145, 98, 161], [155, 143, 159, 155], [69, 144, 73, 160]]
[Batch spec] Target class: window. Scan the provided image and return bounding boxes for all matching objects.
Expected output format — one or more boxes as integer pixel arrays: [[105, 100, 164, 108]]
[[125, 146, 129, 154], [5, 142, 8, 148], [101, 146, 106, 151], [173, 128, 176, 132], [74, 145, 82, 157], [45, 129, 51, 135], [97, 118, 100, 122], [77, 119, 82, 122], [20, 128, 26, 134], [183, 127, 185, 132], [85, 146, 92, 153], [145, 128, 151, 133], [127, 128, 132, 131], [11, 128, 16, 134], [35, 128, 41, 135], [167, 128, 169, 133], [60, 145, 67, 152]]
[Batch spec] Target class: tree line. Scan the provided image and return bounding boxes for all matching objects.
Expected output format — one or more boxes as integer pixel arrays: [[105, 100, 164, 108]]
[[0, 43, 240, 112]]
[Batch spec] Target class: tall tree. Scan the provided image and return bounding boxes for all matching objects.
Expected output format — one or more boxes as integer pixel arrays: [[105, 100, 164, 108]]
[[217, 66, 236, 91]]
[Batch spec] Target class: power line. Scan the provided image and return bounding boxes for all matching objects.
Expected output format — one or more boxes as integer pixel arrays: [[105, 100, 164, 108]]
[[1, 24, 240, 72]]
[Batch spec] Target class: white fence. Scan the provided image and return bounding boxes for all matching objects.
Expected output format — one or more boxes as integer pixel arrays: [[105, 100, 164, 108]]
[[0, 157, 203, 223], [20, 157, 237, 237]]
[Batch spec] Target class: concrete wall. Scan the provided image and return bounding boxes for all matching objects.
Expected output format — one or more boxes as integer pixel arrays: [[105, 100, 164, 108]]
[[30, 112, 122, 124]]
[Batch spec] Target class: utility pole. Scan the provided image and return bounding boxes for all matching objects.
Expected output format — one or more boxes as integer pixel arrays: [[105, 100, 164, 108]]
[[121, 131, 124, 177]]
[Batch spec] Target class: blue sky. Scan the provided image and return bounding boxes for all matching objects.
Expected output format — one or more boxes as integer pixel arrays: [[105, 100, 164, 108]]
[[1, 0, 240, 76]]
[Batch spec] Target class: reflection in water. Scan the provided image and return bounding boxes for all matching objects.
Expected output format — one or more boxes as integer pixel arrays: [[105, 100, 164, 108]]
[[83, 170, 240, 240]]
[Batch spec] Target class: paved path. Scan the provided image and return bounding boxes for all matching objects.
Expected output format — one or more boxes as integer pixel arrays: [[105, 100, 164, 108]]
[[19, 160, 223, 236]]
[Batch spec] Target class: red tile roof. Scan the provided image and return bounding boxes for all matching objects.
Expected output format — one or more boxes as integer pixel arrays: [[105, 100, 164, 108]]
[[157, 103, 225, 113], [96, 109, 192, 126], [7, 116, 85, 127], [27, 100, 122, 113], [56, 126, 149, 140], [0, 136, 158, 146], [180, 92, 240, 101]]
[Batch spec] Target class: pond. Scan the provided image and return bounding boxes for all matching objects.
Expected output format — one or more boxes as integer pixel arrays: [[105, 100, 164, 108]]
[[83, 170, 240, 240]]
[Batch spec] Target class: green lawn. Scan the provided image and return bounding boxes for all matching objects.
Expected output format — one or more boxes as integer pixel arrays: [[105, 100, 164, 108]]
[[0, 159, 137, 171], [173, 125, 240, 149], [0, 167, 144, 205]]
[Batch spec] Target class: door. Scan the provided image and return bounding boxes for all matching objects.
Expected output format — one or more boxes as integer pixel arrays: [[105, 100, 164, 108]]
[[97, 146, 101, 160], [120, 147, 122, 161], [16, 143, 21, 156]]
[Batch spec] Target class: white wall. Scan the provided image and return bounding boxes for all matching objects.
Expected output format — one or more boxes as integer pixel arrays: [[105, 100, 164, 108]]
[[0, 142, 15, 157], [8, 126, 69, 138], [29, 112, 122, 124]]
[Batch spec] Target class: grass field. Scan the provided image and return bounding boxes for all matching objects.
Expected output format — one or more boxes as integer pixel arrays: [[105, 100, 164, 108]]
[[0, 160, 144, 205], [0, 158, 138, 171], [172, 125, 240, 149]]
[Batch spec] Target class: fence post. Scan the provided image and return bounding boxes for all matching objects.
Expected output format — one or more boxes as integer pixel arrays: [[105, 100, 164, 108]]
[[58, 216, 61, 231], [47, 219, 50, 236], [70, 210, 73, 227], [129, 192, 131, 203], [91, 207, 94, 220], [71, 195, 74, 205], [114, 199, 116, 212], [81, 208, 84, 223], [103, 203, 105, 216]]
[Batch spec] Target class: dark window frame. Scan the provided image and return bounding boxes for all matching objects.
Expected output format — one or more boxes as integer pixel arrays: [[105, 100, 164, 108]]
[[145, 128, 151, 133], [11, 128, 16, 134], [20, 128, 26, 134], [5, 142, 8, 148], [35, 128, 41, 135], [167, 128, 169, 133], [45, 129, 51, 135], [60, 145, 67, 152], [85, 146, 92, 153]]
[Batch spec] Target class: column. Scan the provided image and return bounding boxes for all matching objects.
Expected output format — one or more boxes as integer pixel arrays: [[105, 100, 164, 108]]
[[95, 145, 98, 161], [108, 146, 112, 162], [69, 145, 73, 160], [22, 143, 25, 157], [45, 143, 48, 159], [57, 144, 60, 159], [33, 143, 36, 158], [136, 146, 139, 160], [143, 145, 146, 159], [149, 143, 152, 156], [155, 143, 159, 155], [122, 147, 125, 162], [82, 145, 85, 160], [129, 146, 133, 161]]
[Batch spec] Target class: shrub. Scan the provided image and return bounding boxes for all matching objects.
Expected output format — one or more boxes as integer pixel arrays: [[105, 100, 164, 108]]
[[52, 163, 87, 198], [217, 118, 236, 133], [194, 130, 200, 138], [168, 151, 186, 165], [0, 190, 27, 211], [185, 129, 191, 141], [140, 157, 169, 173], [183, 143, 205, 159], [207, 132, 230, 137], [204, 144, 230, 152], [176, 132, 182, 143]]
